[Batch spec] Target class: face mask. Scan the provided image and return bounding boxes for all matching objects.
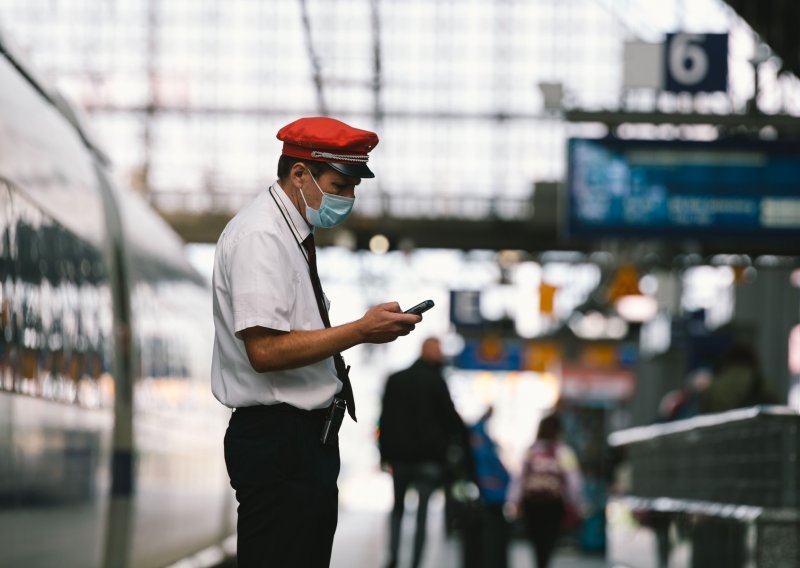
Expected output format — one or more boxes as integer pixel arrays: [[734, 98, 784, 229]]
[[299, 169, 355, 228]]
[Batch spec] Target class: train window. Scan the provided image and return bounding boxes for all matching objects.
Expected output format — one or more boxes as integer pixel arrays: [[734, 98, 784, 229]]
[[0, 180, 113, 408]]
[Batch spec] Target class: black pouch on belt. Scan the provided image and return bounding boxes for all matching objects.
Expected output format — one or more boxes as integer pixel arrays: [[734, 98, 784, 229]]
[[320, 397, 346, 445]]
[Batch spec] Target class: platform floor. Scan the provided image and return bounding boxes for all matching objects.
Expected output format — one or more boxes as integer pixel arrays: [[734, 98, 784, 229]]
[[330, 499, 607, 568]]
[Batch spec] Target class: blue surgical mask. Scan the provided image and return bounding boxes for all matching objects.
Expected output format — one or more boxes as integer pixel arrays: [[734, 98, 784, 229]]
[[300, 169, 355, 228]]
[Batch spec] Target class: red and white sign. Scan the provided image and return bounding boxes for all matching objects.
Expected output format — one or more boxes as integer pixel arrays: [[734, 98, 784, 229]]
[[560, 365, 636, 401]]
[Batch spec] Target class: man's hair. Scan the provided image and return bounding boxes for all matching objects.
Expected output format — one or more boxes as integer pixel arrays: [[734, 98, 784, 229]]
[[277, 155, 328, 180]]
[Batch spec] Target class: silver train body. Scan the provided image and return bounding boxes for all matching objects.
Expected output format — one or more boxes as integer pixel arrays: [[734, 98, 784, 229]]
[[0, 36, 235, 567]]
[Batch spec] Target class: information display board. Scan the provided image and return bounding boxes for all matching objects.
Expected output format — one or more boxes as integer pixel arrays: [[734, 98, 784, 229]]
[[565, 137, 800, 241]]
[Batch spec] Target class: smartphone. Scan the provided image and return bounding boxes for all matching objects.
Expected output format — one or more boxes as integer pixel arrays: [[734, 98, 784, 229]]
[[404, 299, 434, 316]]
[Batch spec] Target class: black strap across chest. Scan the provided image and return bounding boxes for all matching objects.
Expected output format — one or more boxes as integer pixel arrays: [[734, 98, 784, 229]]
[[269, 186, 356, 421]]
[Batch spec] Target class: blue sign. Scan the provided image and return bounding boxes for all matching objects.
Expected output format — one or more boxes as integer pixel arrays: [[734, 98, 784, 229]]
[[664, 33, 728, 93], [454, 338, 522, 371], [566, 137, 800, 240]]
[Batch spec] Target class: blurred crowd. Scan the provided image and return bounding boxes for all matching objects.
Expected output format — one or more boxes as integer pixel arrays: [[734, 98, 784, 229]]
[[377, 336, 589, 568]]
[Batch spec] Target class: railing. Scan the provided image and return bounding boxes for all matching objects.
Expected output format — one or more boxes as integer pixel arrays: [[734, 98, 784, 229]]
[[607, 406, 800, 568], [610, 406, 800, 509], [149, 190, 535, 221]]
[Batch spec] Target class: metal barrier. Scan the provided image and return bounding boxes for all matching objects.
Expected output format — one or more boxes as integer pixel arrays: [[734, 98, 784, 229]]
[[607, 406, 800, 568]]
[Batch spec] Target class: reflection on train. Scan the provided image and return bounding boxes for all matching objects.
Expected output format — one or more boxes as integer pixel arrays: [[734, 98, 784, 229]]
[[0, 35, 234, 567]]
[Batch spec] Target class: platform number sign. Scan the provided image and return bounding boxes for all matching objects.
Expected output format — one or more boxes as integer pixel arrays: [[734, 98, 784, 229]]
[[664, 33, 728, 93]]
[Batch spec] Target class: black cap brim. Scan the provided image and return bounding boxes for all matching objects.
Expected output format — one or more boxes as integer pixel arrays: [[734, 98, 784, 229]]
[[329, 162, 375, 179]]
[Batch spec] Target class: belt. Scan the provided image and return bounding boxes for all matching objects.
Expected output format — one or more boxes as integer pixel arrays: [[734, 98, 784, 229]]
[[234, 402, 329, 417], [234, 399, 344, 446]]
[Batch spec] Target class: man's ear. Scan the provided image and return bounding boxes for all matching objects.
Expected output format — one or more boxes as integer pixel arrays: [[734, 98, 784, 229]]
[[290, 162, 307, 187]]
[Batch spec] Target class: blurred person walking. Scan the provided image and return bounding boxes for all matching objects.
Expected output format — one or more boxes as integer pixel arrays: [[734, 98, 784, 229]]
[[510, 413, 586, 568], [211, 117, 422, 568], [463, 406, 511, 568], [379, 337, 470, 568]]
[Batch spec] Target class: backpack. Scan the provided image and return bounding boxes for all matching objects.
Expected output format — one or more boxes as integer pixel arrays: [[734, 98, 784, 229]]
[[521, 442, 565, 503]]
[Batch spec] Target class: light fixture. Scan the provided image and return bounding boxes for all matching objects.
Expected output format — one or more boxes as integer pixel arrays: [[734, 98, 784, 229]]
[[615, 294, 658, 323], [568, 311, 629, 339], [368, 234, 390, 254]]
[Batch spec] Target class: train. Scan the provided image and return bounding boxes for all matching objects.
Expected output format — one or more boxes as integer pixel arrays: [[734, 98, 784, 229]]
[[0, 32, 235, 567]]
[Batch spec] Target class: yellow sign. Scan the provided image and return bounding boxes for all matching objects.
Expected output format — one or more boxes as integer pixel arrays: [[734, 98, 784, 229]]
[[607, 263, 641, 303], [539, 282, 558, 315], [580, 343, 617, 369], [524, 341, 562, 373]]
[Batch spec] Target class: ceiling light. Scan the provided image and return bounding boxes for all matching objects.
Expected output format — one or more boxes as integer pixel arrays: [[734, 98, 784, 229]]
[[615, 295, 658, 323]]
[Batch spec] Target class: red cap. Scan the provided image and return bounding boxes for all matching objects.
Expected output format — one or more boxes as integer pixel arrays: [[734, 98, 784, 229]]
[[277, 117, 379, 178]]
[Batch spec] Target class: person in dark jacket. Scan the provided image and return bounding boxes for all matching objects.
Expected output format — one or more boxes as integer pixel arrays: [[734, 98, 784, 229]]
[[379, 337, 467, 568]]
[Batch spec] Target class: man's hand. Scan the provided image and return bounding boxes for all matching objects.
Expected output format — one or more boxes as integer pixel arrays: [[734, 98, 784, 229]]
[[357, 302, 420, 344], [240, 302, 421, 372]]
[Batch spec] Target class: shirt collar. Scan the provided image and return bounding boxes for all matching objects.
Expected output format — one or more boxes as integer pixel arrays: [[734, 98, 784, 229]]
[[271, 181, 312, 243]]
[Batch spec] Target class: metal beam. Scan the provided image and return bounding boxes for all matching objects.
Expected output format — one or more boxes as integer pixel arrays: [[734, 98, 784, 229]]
[[298, 0, 328, 115], [565, 108, 800, 131], [370, 0, 383, 125], [158, 208, 800, 258], [81, 104, 550, 122]]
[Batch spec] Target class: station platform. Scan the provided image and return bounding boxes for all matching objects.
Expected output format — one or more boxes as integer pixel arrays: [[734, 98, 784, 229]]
[[210, 467, 609, 568], [330, 502, 607, 568]]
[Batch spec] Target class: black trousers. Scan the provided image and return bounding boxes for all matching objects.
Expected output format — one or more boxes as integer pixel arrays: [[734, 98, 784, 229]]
[[461, 504, 510, 568], [387, 462, 445, 568], [224, 404, 341, 568], [522, 498, 565, 568]]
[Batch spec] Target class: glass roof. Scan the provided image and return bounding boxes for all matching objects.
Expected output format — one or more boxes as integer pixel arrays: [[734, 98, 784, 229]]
[[1, 0, 797, 217]]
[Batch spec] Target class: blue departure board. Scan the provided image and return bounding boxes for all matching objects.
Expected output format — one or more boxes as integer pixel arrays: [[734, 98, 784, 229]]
[[565, 137, 800, 240]]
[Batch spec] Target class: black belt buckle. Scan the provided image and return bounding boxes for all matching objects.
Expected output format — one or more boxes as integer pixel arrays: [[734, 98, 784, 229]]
[[320, 397, 346, 445]]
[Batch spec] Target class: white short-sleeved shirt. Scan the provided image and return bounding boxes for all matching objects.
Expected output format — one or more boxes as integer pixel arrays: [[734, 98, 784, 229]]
[[210, 182, 341, 409]]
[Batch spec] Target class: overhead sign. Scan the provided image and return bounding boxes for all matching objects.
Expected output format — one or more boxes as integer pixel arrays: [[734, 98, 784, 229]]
[[664, 33, 728, 93], [523, 341, 562, 373], [623, 34, 728, 94], [450, 290, 483, 327], [454, 337, 637, 401], [561, 366, 636, 401], [607, 264, 641, 303], [455, 337, 522, 371], [566, 137, 800, 241], [623, 41, 664, 90]]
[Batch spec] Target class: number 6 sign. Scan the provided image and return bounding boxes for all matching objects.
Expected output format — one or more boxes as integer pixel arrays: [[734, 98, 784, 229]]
[[664, 33, 728, 93]]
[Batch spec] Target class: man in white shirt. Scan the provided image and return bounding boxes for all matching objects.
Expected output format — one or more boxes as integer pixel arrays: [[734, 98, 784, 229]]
[[212, 117, 422, 567]]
